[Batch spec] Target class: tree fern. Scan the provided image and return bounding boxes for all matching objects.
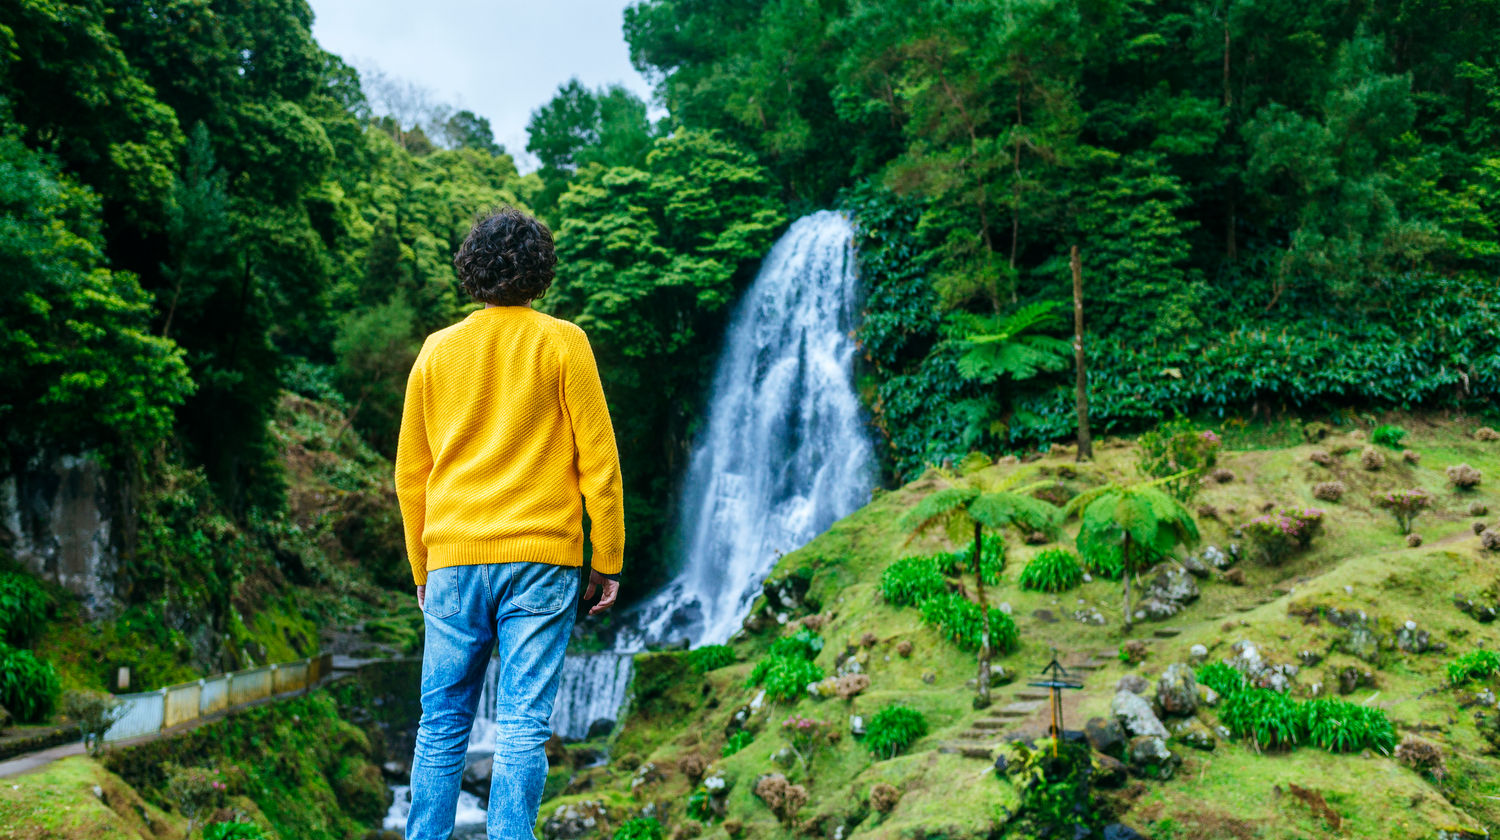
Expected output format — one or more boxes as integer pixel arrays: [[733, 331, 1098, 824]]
[[952, 302, 1072, 384]]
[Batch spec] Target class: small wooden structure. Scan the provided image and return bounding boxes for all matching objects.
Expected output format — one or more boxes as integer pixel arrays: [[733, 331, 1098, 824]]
[[1027, 650, 1084, 756]]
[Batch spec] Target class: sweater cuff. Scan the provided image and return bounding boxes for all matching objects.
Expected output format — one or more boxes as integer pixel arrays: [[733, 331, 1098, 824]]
[[597, 571, 620, 581]]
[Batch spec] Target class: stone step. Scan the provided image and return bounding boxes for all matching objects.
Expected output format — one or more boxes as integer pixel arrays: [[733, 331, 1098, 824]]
[[938, 742, 995, 760], [1153, 627, 1183, 638], [1014, 690, 1050, 701], [956, 729, 998, 740], [997, 701, 1043, 718], [972, 719, 1010, 730]]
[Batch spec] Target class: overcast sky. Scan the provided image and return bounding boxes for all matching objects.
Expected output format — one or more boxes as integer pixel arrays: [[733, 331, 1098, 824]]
[[307, 0, 656, 171]]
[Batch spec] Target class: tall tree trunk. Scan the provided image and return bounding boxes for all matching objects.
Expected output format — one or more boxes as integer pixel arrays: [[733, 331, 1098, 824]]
[[973, 522, 992, 709], [1070, 246, 1092, 461], [1121, 532, 1134, 632]]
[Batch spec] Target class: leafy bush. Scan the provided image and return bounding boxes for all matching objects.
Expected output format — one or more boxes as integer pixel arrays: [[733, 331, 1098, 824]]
[[1218, 688, 1304, 749], [613, 817, 664, 840], [1301, 698, 1396, 752], [1447, 463, 1483, 490], [880, 555, 947, 606], [688, 644, 736, 673], [1375, 488, 1432, 534], [1360, 446, 1386, 470], [1242, 506, 1325, 564], [0, 642, 59, 722], [1019, 548, 1083, 592], [165, 764, 229, 833], [781, 714, 837, 769], [1372, 424, 1408, 448], [1312, 481, 1346, 502], [1137, 420, 1222, 501], [62, 690, 123, 755], [1196, 662, 1248, 699], [1446, 650, 1500, 686], [0, 571, 51, 647], [919, 593, 1019, 654], [747, 655, 824, 703], [863, 703, 928, 758], [766, 628, 824, 661], [203, 824, 268, 840], [722, 730, 754, 757], [941, 538, 1004, 584]]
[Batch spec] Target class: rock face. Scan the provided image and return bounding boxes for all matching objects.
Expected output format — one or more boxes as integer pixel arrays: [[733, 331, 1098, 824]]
[[1170, 718, 1216, 751], [1085, 716, 1127, 758], [1136, 566, 1200, 620], [0, 451, 124, 618], [1127, 735, 1180, 779], [1111, 690, 1169, 739], [1116, 674, 1150, 696], [1155, 664, 1199, 717], [541, 799, 611, 840]]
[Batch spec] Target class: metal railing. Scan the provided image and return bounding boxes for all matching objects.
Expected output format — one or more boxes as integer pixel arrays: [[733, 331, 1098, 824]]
[[103, 653, 335, 743]]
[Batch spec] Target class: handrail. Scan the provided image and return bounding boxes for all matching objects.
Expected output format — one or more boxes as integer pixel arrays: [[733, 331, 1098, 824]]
[[103, 652, 335, 742]]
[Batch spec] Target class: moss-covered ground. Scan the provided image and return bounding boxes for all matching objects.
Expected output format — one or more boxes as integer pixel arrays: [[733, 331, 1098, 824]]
[[542, 414, 1500, 839]]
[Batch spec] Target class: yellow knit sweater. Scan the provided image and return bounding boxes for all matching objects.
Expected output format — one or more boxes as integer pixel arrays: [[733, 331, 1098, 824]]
[[394, 306, 624, 585]]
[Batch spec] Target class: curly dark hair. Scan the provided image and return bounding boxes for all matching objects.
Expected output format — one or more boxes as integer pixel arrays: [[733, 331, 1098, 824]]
[[453, 207, 556, 306]]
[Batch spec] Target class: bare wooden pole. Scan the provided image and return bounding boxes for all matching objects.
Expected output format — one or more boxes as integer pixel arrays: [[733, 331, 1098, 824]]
[[973, 521, 992, 709], [1070, 245, 1093, 461]]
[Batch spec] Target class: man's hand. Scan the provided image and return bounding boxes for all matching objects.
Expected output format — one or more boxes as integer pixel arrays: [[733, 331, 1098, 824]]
[[416, 584, 425, 610], [583, 570, 619, 616]]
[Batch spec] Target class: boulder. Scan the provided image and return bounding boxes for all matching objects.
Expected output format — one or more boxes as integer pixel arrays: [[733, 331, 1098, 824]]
[[542, 799, 611, 840], [1092, 752, 1128, 789], [1111, 690, 1169, 739], [1188, 644, 1208, 665], [1103, 824, 1147, 840], [849, 714, 866, 737], [585, 718, 615, 740], [1155, 664, 1199, 718], [545, 734, 568, 765], [1196, 685, 1221, 707], [462, 754, 493, 806], [1170, 718, 1216, 751], [1085, 716, 1127, 759], [1180, 552, 1211, 578], [1229, 640, 1264, 675], [1146, 565, 1200, 605], [1126, 735, 1180, 779], [1116, 674, 1150, 696]]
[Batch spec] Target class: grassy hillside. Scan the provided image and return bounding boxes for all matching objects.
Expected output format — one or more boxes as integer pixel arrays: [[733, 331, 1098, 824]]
[[540, 415, 1500, 839]]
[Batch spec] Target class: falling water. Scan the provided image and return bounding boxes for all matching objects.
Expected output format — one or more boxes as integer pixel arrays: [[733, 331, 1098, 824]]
[[615, 210, 877, 650], [467, 651, 634, 747]]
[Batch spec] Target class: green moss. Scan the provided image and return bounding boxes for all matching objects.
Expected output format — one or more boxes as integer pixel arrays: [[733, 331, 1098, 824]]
[[0, 756, 187, 839]]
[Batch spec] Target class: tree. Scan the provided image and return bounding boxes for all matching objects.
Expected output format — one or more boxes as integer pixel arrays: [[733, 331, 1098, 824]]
[[1075, 484, 1199, 632], [438, 109, 503, 155], [902, 471, 1061, 707]]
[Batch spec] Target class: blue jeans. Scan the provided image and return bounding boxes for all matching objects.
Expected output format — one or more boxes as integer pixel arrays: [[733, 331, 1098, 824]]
[[407, 562, 579, 840]]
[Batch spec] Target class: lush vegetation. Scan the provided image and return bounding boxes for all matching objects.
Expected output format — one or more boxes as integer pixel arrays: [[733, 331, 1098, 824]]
[[1019, 548, 1085, 593], [862, 703, 929, 759]]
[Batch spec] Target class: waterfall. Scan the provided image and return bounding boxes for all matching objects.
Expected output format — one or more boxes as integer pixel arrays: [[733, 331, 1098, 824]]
[[615, 210, 877, 650], [468, 651, 634, 747]]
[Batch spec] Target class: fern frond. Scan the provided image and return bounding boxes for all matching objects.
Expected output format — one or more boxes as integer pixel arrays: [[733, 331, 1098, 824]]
[[900, 487, 979, 537]]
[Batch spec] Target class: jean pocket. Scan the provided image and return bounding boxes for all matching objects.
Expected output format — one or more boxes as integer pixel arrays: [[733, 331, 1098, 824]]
[[509, 564, 577, 615], [424, 568, 461, 619]]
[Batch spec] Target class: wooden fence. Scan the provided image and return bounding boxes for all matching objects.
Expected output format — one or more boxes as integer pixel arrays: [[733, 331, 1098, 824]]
[[103, 653, 334, 743]]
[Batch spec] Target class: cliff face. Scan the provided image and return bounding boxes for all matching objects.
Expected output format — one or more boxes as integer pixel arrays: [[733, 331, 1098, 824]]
[[1, 450, 129, 618]]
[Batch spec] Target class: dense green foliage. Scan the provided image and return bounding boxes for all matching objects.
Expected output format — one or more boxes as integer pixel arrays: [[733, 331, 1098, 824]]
[[746, 655, 825, 704], [1077, 485, 1200, 581], [941, 539, 1005, 586], [1137, 421, 1222, 501], [687, 644, 736, 673], [721, 730, 754, 758], [1373, 424, 1409, 449], [1447, 650, 1500, 686], [1211, 673, 1397, 753], [862, 703, 929, 759], [1196, 662, 1249, 699], [202, 824, 269, 840], [1018, 548, 1084, 593], [0, 571, 51, 647], [919, 592, 1020, 654], [766, 628, 825, 661], [613, 817, 665, 840], [879, 554, 948, 606], [0, 642, 59, 722]]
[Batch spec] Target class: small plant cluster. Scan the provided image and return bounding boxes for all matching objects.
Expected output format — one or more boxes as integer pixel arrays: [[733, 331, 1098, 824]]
[[1375, 488, 1432, 534], [722, 730, 754, 757], [1447, 463, 1483, 490], [0, 571, 51, 647], [613, 817, 665, 840], [1138, 419, 1222, 501], [863, 703, 928, 759], [686, 771, 728, 823], [1018, 548, 1084, 592], [880, 554, 947, 606], [62, 690, 123, 756], [1446, 650, 1500, 686], [1360, 446, 1386, 471], [202, 824, 268, 840], [781, 714, 838, 770], [1242, 506, 1325, 564], [1477, 426, 1500, 442], [1395, 735, 1447, 781], [688, 644, 735, 673], [869, 782, 901, 814], [920, 593, 1019, 653], [994, 738, 1104, 837], [0, 641, 60, 722], [1312, 481, 1346, 502], [941, 539, 1004, 585], [753, 773, 809, 826], [747, 629, 825, 703], [165, 763, 230, 836], [1207, 664, 1396, 752], [1372, 424, 1408, 448]]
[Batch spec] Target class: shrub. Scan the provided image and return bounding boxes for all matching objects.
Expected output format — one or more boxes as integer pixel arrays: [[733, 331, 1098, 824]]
[[1138, 420, 1222, 501], [1309, 450, 1335, 467], [1447, 463, 1483, 490], [1474, 521, 1489, 536], [1019, 548, 1084, 592], [688, 645, 735, 673], [203, 824, 268, 840], [834, 673, 870, 700], [1469, 501, 1489, 517], [1301, 698, 1397, 752], [722, 730, 754, 757], [1302, 422, 1331, 443], [1243, 506, 1325, 564], [919, 593, 1019, 654], [896, 640, 913, 658], [0, 572, 51, 647], [864, 704, 928, 758], [1484, 529, 1500, 551], [614, 817, 665, 840], [1476, 427, 1500, 442], [1218, 688, 1304, 749], [870, 782, 901, 813], [1372, 424, 1408, 448], [753, 773, 808, 825], [880, 555, 946, 606], [1446, 650, 1500, 686], [767, 628, 824, 661], [1197, 662, 1248, 699], [164, 764, 228, 834], [1406, 533, 1423, 548], [0, 642, 59, 722], [1375, 488, 1432, 534], [1402, 449, 1421, 465], [941, 538, 1004, 584], [780, 714, 835, 769], [62, 690, 123, 756], [1312, 481, 1346, 502], [1360, 446, 1386, 470], [1210, 467, 1235, 483], [1395, 736, 1446, 780], [747, 655, 824, 703]]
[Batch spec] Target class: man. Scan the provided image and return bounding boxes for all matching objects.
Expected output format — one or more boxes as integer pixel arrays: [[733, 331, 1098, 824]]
[[395, 206, 624, 839]]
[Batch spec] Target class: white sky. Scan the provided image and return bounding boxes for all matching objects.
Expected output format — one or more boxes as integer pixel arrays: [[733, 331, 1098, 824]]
[[307, 0, 657, 172]]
